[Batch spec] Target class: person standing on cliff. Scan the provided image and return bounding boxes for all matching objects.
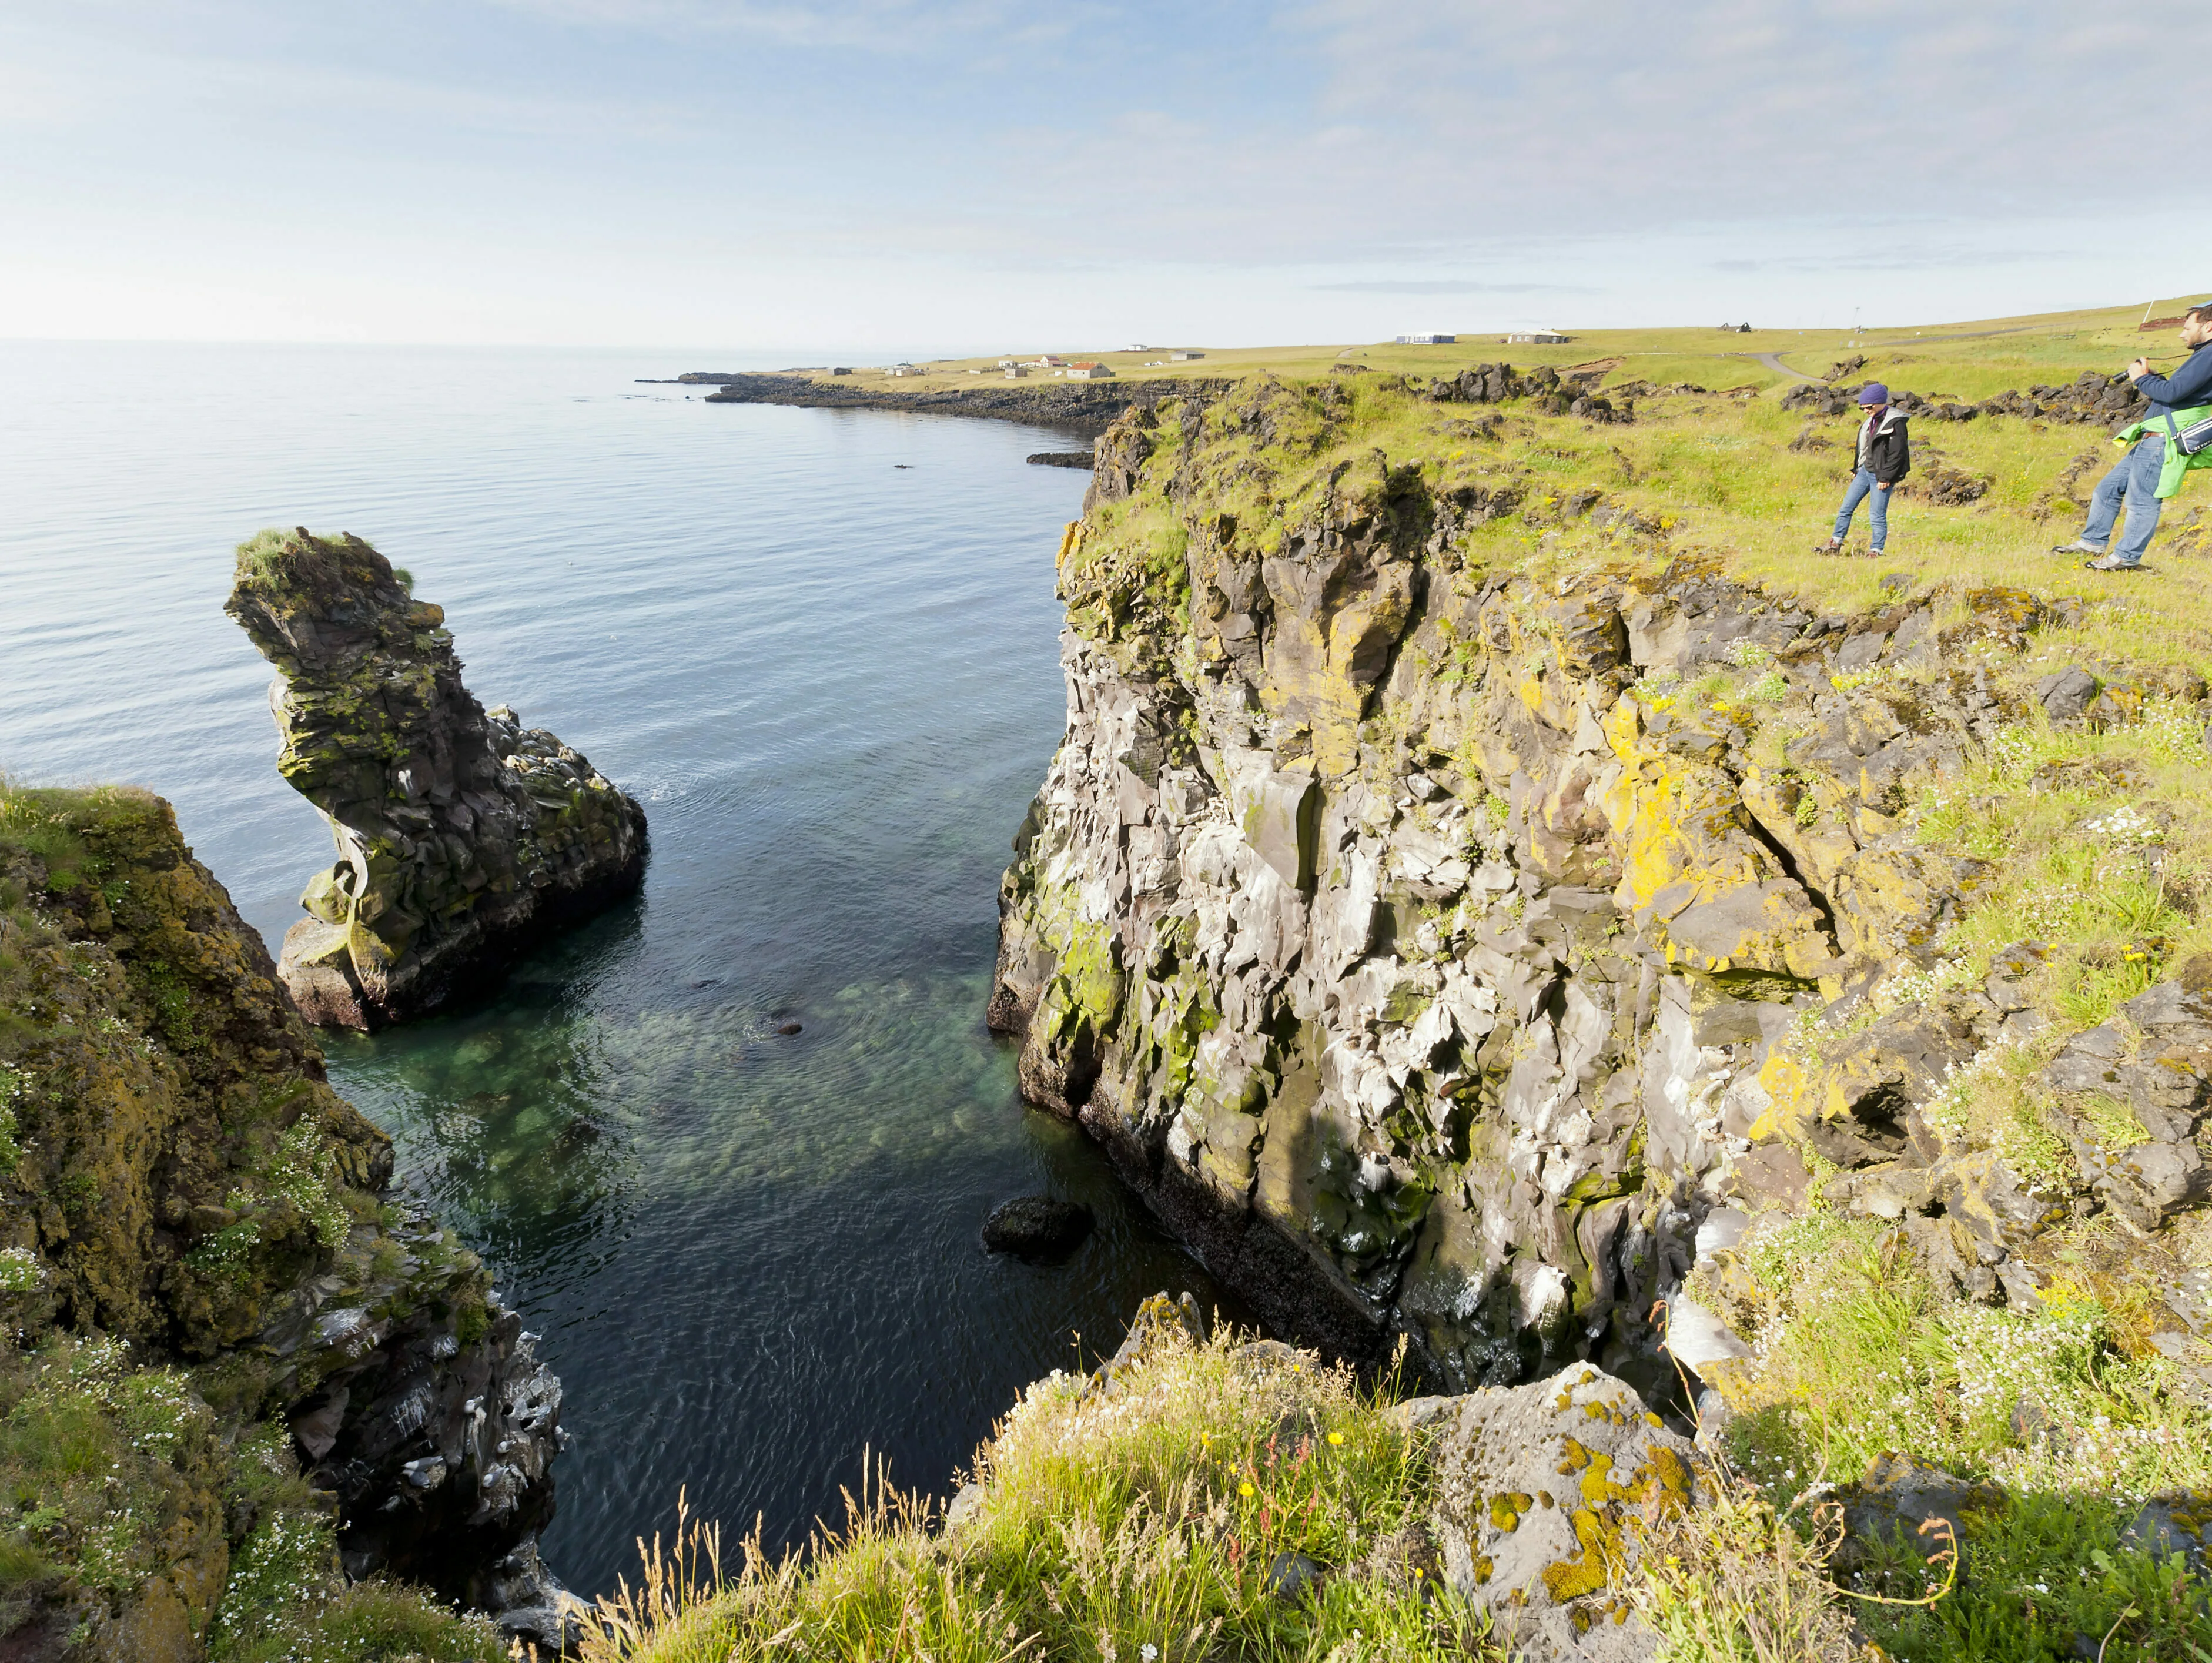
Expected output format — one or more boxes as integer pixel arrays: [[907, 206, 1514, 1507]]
[[2052, 303, 2212, 571], [1814, 383, 1909, 556]]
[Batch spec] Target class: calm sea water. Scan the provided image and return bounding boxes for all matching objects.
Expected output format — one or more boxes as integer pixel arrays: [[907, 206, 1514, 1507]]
[[0, 342, 1233, 1595]]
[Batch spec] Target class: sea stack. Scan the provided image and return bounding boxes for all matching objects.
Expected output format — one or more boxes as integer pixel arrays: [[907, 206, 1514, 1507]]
[[227, 527, 647, 1029]]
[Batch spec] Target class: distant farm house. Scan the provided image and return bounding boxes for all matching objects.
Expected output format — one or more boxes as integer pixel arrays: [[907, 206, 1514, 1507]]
[[1003, 364, 1029, 378], [1504, 330, 1570, 344], [828, 367, 852, 376], [1396, 333, 1456, 345], [1035, 355, 1066, 367], [885, 363, 925, 377], [1170, 350, 1205, 361], [1067, 362, 1116, 379]]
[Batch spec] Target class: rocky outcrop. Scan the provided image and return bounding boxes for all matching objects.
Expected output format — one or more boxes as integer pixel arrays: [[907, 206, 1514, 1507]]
[[698, 373, 1236, 437], [1782, 369, 2150, 427], [227, 528, 647, 1029], [988, 375, 2211, 1401], [0, 785, 566, 1652]]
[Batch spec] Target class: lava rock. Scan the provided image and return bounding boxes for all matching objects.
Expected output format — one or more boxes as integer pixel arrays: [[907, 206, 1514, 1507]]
[[1266, 1550, 1324, 1601], [1833, 1454, 2004, 1577], [2034, 666, 2101, 724], [980, 1197, 1093, 1259]]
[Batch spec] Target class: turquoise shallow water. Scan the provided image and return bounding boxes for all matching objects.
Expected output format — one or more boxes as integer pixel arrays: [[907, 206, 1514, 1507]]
[[0, 342, 1234, 1595]]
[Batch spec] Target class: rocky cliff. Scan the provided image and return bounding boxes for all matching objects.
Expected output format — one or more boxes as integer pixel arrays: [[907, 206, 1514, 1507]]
[[0, 782, 570, 1657], [990, 374, 2212, 1404], [227, 529, 647, 1029]]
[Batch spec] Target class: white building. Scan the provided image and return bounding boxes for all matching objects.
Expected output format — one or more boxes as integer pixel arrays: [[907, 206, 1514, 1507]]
[[886, 363, 924, 377], [1396, 333, 1455, 345], [1169, 350, 1206, 361], [1504, 331, 1570, 344], [1067, 362, 1116, 379]]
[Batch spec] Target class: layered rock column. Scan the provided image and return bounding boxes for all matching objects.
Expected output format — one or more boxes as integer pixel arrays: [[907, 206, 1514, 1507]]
[[227, 528, 647, 1028]]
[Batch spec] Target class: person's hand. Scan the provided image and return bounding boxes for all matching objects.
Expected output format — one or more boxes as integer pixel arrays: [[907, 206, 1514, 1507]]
[[2129, 356, 2151, 380], [1876, 481, 1890, 491]]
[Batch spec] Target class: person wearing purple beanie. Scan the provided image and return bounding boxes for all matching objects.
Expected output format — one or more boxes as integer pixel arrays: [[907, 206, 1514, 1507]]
[[1814, 382, 1910, 556]]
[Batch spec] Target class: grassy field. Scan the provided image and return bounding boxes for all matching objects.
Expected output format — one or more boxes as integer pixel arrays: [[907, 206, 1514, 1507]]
[[761, 296, 2205, 400]]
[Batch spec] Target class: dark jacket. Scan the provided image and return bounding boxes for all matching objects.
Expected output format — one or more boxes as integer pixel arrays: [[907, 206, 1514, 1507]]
[[1857, 407, 1910, 484], [2132, 339, 2212, 419]]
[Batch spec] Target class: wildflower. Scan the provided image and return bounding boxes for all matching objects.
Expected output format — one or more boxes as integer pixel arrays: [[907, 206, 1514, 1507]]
[[1142, 1646, 1159, 1662], [1239, 1481, 1255, 1498], [1327, 1430, 1344, 1446]]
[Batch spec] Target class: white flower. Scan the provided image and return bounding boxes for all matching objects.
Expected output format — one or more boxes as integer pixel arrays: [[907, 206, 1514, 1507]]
[[1143, 1646, 1160, 1662]]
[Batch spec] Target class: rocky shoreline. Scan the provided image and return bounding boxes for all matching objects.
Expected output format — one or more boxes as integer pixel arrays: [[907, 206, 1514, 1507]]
[[695, 372, 1234, 437]]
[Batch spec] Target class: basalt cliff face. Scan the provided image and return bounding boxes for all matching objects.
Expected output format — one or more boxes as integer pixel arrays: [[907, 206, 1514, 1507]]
[[0, 785, 567, 1657], [227, 530, 647, 1030], [989, 376, 2212, 1400]]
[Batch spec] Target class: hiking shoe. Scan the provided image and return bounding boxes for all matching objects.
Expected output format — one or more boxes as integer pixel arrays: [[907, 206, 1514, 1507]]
[[2083, 554, 2144, 572], [1812, 538, 1843, 554], [2052, 539, 2104, 556]]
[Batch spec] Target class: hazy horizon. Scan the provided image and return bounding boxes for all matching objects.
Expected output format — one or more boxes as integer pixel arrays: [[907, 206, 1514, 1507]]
[[5, 3, 2206, 349]]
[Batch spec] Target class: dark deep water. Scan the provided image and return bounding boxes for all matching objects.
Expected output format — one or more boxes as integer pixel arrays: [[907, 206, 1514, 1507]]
[[0, 342, 1236, 1595]]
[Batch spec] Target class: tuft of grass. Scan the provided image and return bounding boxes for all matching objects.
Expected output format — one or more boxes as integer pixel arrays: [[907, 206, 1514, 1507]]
[[579, 1326, 1494, 1663], [1630, 1468, 1858, 1662]]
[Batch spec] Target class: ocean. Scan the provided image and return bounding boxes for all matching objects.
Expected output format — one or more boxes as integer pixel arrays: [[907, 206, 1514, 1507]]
[[0, 341, 1232, 1595]]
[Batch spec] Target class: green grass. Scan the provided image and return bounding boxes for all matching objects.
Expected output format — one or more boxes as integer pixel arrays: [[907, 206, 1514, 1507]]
[[0, 1336, 217, 1619], [1686, 1222, 2212, 1662], [581, 1325, 1492, 1663]]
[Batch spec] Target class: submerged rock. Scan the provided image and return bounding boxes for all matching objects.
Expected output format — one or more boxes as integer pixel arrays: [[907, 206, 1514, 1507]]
[[980, 1196, 1094, 1258], [227, 528, 647, 1028]]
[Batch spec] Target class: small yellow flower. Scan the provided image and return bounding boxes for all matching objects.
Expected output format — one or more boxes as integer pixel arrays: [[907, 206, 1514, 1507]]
[[1326, 1431, 1344, 1447], [1239, 1481, 1255, 1498], [1411, 1565, 1424, 1579]]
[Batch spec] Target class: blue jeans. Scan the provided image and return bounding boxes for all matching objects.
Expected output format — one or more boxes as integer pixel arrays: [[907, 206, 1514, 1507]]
[[2081, 434, 2166, 566], [1832, 467, 1890, 550]]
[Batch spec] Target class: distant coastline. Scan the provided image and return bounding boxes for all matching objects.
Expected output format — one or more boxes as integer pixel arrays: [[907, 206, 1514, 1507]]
[[647, 371, 1233, 436]]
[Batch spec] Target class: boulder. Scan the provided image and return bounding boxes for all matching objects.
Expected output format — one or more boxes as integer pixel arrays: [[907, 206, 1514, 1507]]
[[2033, 667, 2100, 725], [980, 1196, 1095, 1259], [1832, 1453, 2003, 1578], [1422, 1364, 1704, 1659], [228, 529, 647, 1028], [2123, 1490, 2212, 1577]]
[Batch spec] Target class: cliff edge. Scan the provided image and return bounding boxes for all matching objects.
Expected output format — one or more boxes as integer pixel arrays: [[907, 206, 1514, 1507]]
[[227, 528, 647, 1029], [990, 374, 2212, 1411], [0, 781, 569, 1658]]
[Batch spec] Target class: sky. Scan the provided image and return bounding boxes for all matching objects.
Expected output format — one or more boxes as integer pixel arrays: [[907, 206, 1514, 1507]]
[[2, 0, 2206, 352]]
